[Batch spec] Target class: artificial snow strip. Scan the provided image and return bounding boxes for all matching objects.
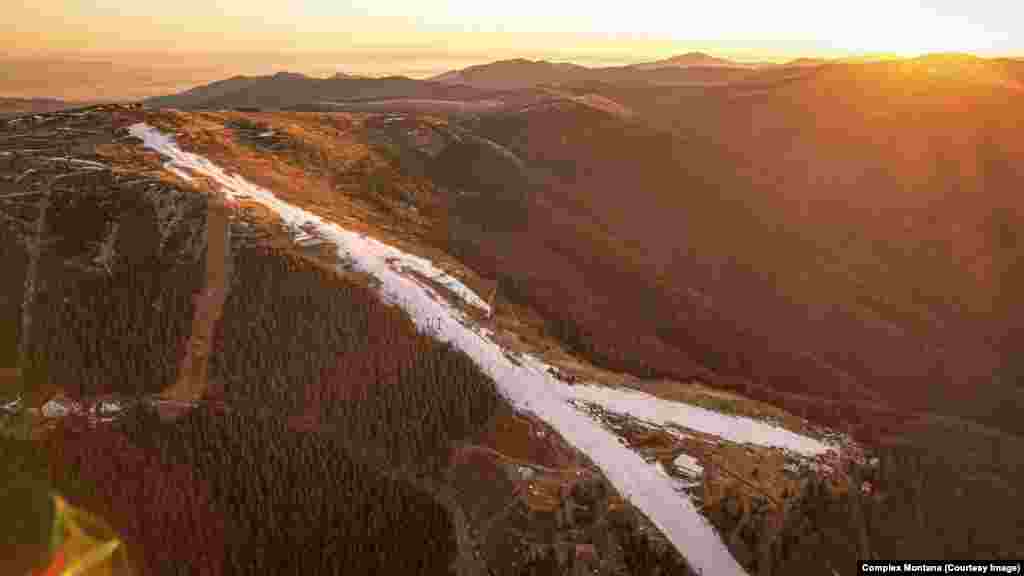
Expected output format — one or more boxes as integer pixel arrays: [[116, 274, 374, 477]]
[[565, 384, 831, 456], [130, 122, 830, 576]]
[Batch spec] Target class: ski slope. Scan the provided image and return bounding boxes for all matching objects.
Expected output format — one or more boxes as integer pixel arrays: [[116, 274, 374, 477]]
[[131, 122, 836, 576], [566, 384, 830, 456]]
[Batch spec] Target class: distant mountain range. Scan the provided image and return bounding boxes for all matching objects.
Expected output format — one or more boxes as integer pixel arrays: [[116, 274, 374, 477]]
[[429, 58, 593, 91], [146, 53, 836, 109], [426, 53, 832, 90], [628, 51, 767, 70], [0, 97, 79, 118], [144, 71, 491, 110], [145, 52, 1024, 111]]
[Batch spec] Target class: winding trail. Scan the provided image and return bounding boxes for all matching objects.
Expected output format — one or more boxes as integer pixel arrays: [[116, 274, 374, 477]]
[[130, 122, 835, 576]]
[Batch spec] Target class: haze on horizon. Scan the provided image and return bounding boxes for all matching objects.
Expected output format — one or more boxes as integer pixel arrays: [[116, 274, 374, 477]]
[[5, 0, 1023, 66], [3, 0, 1023, 101]]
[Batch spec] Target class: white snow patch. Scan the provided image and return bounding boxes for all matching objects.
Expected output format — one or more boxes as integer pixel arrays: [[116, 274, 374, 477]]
[[1, 396, 21, 414], [41, 399, 81, 419], [69, 158, 109, 169], [656, 460, 696, 493], [566, 384, 832, 457], [674, 453, 704, 477], [97, 400, 123, 416], [129, 122, 748, 576], [41, 400, 69, 419], [43, 157, 110, 169]]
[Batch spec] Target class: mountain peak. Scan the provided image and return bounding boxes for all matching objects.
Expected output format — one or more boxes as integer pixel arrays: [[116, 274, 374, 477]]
[[632, 52, 748, 70], [271, 71, 308, 81], [665, 52, 723, 63], [784, 57, 830, 67], [429, 58, 591, 90]]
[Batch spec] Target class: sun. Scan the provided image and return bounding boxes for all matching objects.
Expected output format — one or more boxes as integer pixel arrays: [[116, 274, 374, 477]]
[[880, 35, 984, 59], [824, 2, 1002, 60], [836, 31, 990, 60]]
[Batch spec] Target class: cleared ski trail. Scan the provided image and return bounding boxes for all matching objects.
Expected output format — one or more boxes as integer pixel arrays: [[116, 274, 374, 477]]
[[131, 122, 833, 576]]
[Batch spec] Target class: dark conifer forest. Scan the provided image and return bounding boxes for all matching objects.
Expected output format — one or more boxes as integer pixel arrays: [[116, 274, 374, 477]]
[[40, 237, 502, 574]]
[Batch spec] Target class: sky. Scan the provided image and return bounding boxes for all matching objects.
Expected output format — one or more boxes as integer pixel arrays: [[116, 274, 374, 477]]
[[3, 0, 1022, 70]]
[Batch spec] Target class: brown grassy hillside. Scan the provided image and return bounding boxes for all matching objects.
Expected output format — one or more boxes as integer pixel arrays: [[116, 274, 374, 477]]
[[460, 58, 1024, 438]]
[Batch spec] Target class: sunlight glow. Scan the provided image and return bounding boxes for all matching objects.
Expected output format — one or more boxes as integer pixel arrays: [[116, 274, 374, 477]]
[[2, 0, 1020, 61]]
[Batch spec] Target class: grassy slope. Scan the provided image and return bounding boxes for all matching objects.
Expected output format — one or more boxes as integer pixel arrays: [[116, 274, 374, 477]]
[[458, 60, 1024, 438]]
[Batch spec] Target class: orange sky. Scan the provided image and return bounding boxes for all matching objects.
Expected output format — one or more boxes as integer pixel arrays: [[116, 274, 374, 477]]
[[3, 0, 1021, 77]]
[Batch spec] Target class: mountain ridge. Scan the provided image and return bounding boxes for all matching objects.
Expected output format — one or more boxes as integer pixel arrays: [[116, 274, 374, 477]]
[[629, 51, 763, 70], [142, 53, 1023, 105], [144, 72, 492, 110]]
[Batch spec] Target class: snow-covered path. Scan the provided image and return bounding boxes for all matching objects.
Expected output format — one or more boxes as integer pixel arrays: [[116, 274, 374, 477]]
[[566, 384, 830, 456], [130, 122, 831, 576]]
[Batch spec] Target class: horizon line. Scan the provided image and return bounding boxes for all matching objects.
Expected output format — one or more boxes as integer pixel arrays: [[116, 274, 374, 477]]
[[5, 47, 1023, 65]]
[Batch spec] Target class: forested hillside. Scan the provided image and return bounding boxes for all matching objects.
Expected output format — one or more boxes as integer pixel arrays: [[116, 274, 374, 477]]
[[2, 106, 711, 575]]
